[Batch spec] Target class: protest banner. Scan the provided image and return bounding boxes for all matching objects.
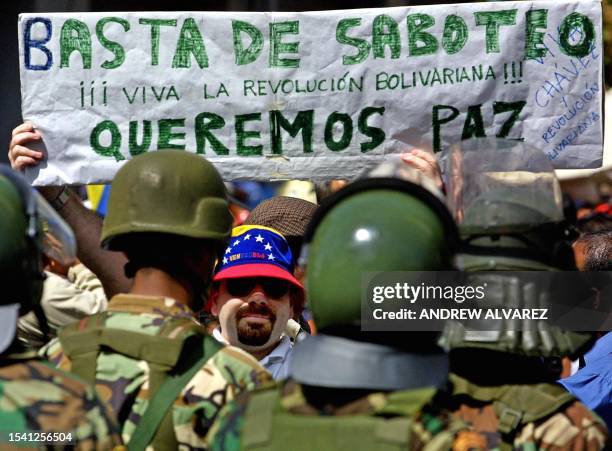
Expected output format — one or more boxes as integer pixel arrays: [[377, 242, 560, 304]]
[[18, 1, 603, 184]]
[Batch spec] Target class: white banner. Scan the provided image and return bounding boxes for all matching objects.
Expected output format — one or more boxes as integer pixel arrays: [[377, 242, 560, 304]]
[[19, 1, 603, 184]]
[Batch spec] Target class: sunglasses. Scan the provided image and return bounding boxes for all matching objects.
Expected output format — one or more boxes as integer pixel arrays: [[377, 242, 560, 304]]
[[225, 277, 291, 299]]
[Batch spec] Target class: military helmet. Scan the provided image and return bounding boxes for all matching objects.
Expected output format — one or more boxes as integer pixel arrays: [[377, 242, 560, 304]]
[[302, 162, 458, 331], [101, 150, 232, 250], [439, 139, 595, 358], [440, 272, 597, 359], [0, 165, 76, 354], [445, 138, 575, 270]]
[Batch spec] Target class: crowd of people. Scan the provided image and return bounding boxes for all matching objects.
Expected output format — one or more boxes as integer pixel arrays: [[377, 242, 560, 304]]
[[0, 119, 611, 450]]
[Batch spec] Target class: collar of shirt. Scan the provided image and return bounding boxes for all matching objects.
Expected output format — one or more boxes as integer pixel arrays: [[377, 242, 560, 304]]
[[260, 335, 293, 380], [212, 327, 228, 344], [260, 335, 293, 366], [212, 327, 292, 365]]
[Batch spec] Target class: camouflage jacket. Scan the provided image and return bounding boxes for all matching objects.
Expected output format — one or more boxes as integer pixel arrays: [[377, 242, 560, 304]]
[[41, 294, 272, 449], [0, 357, 122, 450], [448, 374, 608, 450], [207, 379, 487, 451]]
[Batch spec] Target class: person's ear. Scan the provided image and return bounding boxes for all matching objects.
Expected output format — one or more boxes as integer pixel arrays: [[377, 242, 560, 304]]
[[289, 288, 303, 320], [289, 302, 295, 319], [210, 285, 220, 316]]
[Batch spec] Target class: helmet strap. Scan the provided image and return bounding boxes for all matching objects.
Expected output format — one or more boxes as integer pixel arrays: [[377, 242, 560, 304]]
[[292, 334, 449, 391], [32, 302, 51, 348]]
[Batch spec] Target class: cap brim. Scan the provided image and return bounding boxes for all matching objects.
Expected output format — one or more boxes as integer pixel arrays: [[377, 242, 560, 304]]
[[214, 263, 303, 289], [0, 304, 19, 355]]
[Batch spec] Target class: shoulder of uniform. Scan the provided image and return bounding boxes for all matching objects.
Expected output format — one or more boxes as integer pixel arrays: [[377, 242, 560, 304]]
[[536, 398, 608, 428], [450, 377, 579, 425], [59, 308, 201, 342], [182, 344, 273, 398], [516, 399, 608, 449], [212, 345, 270, 374], [39, 336, 61, 358], [108, 294, 196, 318], [0, 360, 95, 399], [1, 360, 123, 446], [34, 360, 98, 396], [38, 337, 70, 368], [213, 345, 261, 367], [206, 345, 273, 385], [495, 382, 576, 425]]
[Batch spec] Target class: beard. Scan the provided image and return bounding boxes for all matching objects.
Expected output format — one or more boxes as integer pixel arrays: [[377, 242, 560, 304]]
[[235, 304, 277, 347]]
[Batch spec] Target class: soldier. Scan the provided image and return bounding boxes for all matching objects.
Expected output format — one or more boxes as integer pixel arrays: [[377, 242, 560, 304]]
[[208, 163, 484, 450], [41, 151, 272, 450], [440, 139, 608, 450], [0, 165, 122, 449]]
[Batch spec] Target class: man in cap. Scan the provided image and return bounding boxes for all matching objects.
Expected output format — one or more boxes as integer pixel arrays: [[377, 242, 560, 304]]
[[0, 165, 122, 449], [207, 163, 482, 450], [209, 225, 304, 380], [41, 150, 271, 450], [243, 195, 317, 335]]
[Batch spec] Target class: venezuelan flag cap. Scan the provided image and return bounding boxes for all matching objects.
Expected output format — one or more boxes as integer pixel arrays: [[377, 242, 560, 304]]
[[213, 225, 302, 288]]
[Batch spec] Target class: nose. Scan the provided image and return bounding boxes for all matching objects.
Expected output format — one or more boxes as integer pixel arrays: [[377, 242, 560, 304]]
[[247, 284, 269, 305]]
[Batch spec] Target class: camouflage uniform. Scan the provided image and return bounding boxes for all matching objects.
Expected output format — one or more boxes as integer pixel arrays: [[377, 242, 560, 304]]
[[448, 374, 608, 450], [0, 357, 122, 450], [0, 165, 122, 450], [208, 379, 485, 451], [41, 294, 272, 449]]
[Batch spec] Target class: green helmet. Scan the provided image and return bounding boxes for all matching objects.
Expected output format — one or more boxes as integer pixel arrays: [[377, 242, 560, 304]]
[[445, 139, 575, 270], [440, 272, 596, 359], [0, 165, 76, 354], [0, 171, 36, 310], [303, 163, 458, 331], [439, 139, 594, 358], [101, 150, 232, 250]]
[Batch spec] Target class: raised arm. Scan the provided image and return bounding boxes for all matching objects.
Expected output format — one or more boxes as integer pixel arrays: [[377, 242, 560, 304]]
[[9, 122, 131, 297]]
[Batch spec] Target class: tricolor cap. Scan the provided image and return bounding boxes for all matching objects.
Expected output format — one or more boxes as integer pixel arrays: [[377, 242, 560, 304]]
[[213, 225, 302, 288]]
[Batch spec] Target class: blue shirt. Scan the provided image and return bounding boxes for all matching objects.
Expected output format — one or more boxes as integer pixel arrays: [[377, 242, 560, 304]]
[[560, 333, 612, 430], [213, 328, 293, 380], [258, 335, 293, 381]]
